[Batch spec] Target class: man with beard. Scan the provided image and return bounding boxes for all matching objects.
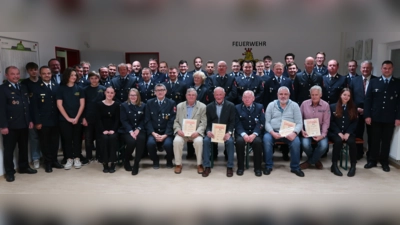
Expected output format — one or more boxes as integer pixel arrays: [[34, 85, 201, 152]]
[[131, 61, 142, 80], [164, 67, 187, 105], [235, 60, 263, 104], [282, 53, 301, 77], [321, 59, 347, 104], [138, 67, 156, 103], [346, 60, 359, 86], [49, 58, 62, 84], [313, 52, 328, 75], [108, 63, 117, 79], [189, 56, 207, 74], [81, 61, 91, 81], [205, 60, 215, 86]]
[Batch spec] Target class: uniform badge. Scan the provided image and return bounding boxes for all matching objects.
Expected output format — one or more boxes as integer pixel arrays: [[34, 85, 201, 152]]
[[165, 114, 169, 119], [74, 92, 80, 96], [42, 99, 44, 103], [12, 100, 19, 105], [173, 106, 177, 113], [40, 83, 43, 86], [98, 89, 103, 93], [11, 92, 15, 94]]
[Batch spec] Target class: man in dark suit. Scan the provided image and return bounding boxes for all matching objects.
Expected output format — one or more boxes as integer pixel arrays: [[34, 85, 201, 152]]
[[202, 87, 236, 177], [149, 58, 167, 84], [81, 61, 91, 81], [31, 66, 64, 173], [131, 61, 142, 81], [235, 90, 265, 177], [263, 55, 275, 78], [49, 58, 62, 84], [229, 60, 243, 77], [345, 60, 359, 86], [99, 66, 111, 87], [262, 62, 293, 109], [294, 57, 323, 105], [110, 63, 138, 103], [364, 60, 400, 172], [138, 67, 156, 103], [235, 60, 263, 104], [313, 51, 328, 75], [145, 83, 176, 169], [208, 61, 238, 103], [205, 60, 215, 86], [189, 56, 207, 75], [164, 67, 187, 105], [283, 53, 301, 77], [178, 60, 194, 87], [350, 61, 376, 160], [159, 61, 168, 75], [108, 63, 117, 79], [321, 59, 347, 104], [0, 66, 37, 182], [75, 65, 90, 88]]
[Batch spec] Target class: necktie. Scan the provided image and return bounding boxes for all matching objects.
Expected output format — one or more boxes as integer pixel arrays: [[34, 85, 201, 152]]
[[145, 83, 148, 90], [246, 77, 250, 82], [266, 71, 269, 76], [159, 101, 162, 106], [277, 77, 281, 83], [171, 82, 175, 89], [247, 106, 251, 111], [308, 74, 311, 80], [385, 79, 389, 84], [318, 68, 321, 73], [47, 83, 52, 90], [15, 84, 20, 90]]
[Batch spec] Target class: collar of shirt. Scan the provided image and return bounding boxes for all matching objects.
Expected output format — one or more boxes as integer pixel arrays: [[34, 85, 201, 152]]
[[144, 81, 151, 85], [328, 74, 337, 78], [157, 98, 165, 102], [216, 100, 224, 106], [382, 75, 392, 82], [363, 75, 371, 81], [186, 101, 196, 108], [43, 81, 51, 86], [275, 75, 281, 80], [309, 100, 322, 107]]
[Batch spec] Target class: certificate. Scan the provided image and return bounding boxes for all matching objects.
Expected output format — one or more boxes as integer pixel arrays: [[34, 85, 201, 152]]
[[304, 118, 321, 137], [182, 119, 197, 136], [211, 123, 226, 143], [279, 120, 296, 137]]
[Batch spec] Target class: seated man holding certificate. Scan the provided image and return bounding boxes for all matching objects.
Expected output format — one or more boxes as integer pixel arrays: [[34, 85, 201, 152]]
[[202, 87, 236, 177], [172, 88, 207, 174], [263, 86, 304, 177], [234, 91, 265, 177], [299, 85, 330, 170]]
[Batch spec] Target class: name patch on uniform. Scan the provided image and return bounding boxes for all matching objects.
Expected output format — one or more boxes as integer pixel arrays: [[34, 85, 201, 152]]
[[74, 92, 80, 96], [40, 94, 46, 96], [12, 100, 19, 105], [11, 92, 15, 94]]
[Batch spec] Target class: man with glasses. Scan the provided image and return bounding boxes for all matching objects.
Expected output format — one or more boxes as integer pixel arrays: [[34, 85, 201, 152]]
[[145, 83, 176, 169]]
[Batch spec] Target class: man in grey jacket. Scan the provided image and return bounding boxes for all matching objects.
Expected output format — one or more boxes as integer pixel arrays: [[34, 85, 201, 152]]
[[263, 86, 304, 177]]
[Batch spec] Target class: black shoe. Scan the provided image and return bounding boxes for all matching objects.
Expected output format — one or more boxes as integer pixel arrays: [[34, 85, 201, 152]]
[[382, 164, 390, 172], [166, 160, 173, 168], [19, 168, 37, 174], [45, 164, 53, 173], [153, 161, 160, 169], [109, 163, 116, 173], [236, 169, 244, 176], [330, 164, 343, 176], [5, 174, 15, 182], [103, 163, 109, 173], [124, 161, 132, 171], [80, 157, 89, 165], [364, 162, 377, 169], [132, 165, 139, 175], [51, 162, 64, 169], [291, 169, 305, 177], [263, 168, 272, 175], [255, 170, 262, 177], [347, 166, 356, 177]]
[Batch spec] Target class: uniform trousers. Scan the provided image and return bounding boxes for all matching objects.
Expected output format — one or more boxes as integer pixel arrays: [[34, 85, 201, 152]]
[[235, 135, 262, 171], [147, 135, 173, 163], [123, 132, 146, 165], [37, 126, 60, 165], [369, 121, 395, 165], [329, 134, 357, 164], [2, 128, 29, 175]]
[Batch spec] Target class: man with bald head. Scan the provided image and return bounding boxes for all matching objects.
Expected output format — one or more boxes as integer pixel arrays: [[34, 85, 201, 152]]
[[131, 61, 142, 80], [321, 59, 347, 104], [262, 62, 293, 109], [208, 61, 238, 103], [293, 57, 323, 105]]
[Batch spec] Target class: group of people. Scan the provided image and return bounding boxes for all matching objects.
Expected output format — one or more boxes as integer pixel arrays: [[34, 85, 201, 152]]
[[1, 52, 399, 182]]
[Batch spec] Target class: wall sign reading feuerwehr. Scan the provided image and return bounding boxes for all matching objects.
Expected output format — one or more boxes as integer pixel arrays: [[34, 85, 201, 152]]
[[232, 41, 266, 47]]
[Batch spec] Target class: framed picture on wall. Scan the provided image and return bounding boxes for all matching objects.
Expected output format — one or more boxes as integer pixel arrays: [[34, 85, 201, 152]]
[[345, 47, 354, 62], [364, 39, 373, 60], [354, 40, 363, 60]]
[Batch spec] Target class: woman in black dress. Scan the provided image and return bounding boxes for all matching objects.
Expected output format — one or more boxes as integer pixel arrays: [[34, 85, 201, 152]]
[[120, 88, 146, 175], [96, 86, 119, 173], [328, 88, 358, 177], [56, 67, 85, 170]]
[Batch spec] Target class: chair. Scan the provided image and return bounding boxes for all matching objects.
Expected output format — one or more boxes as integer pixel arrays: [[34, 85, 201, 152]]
[[340, 138, 364, 170]]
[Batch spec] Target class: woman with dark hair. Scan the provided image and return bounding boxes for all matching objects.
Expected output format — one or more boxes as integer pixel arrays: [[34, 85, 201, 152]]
[[96, 86, 119, 173], [328, 88, 358, 177], [56, 67, 85, 170], [120, 88, 146, 175]]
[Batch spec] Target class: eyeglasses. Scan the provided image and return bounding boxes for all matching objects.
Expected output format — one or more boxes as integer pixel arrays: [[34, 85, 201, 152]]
[[129, 94, 137, 97], [155, 89, 166, 92]]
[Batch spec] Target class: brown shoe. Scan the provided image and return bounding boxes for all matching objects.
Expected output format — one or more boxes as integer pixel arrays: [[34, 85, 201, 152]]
[[202, 167, 211, 177], [227, 167, 233, 177], [197, 165, 204, 174], [174, 165, 182, 174], [300, 161, 311, 170], [315, 161, 323, 170]]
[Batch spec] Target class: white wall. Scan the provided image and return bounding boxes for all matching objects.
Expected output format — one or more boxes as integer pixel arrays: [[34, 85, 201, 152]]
[[85, 32, 343, 71], [343, 32, 400, 75], [0, 32, 82, 176]]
